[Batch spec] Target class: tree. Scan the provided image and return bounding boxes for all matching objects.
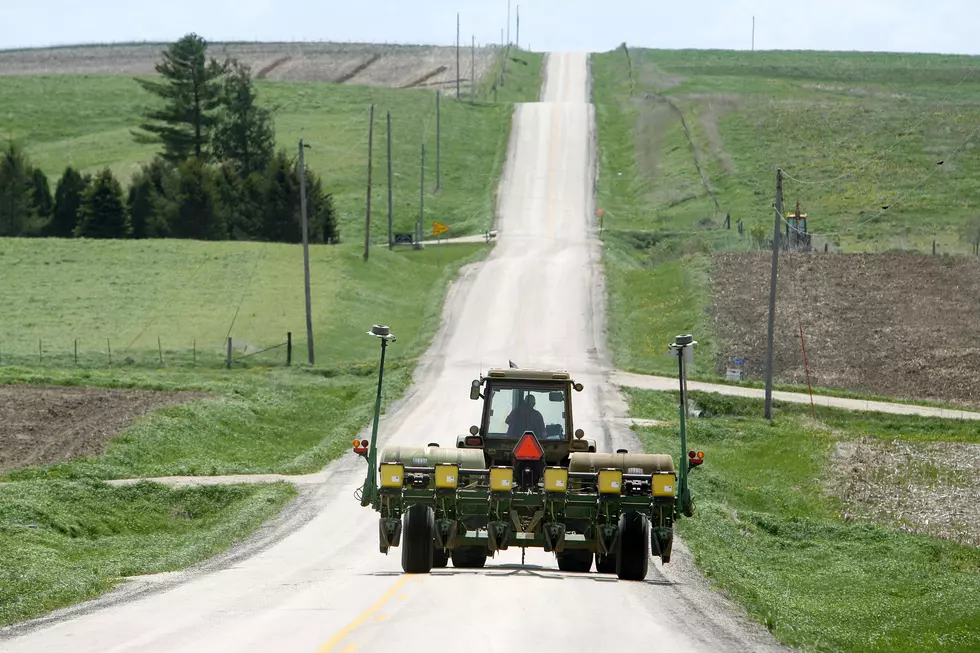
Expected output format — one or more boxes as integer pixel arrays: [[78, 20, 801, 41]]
[[305, 170, 339, 243], [0, 142, 36, 237], [133, 33, 229, 163], [212, 60, 275, 178], [127, 171, 156, 239], [30, 168, 53, 222], [74, 168, 129, 238], [126, 157, 176, 239], [167, 157, 223, 240], [49, 167, 89, 237], [260, 150, 302, 242]]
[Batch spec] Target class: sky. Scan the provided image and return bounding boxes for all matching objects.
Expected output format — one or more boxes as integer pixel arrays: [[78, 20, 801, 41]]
[[0, 0, 976, 55]]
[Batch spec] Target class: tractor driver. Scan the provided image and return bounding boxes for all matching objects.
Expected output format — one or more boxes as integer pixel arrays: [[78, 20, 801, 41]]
[[505, 393, 546, 439]]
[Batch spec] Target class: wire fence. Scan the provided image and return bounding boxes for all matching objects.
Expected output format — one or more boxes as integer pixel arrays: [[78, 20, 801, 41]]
[[0, 333, 295, 370]]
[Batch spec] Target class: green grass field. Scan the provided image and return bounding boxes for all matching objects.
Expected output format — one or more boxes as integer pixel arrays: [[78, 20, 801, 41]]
[[593, 47, 980, 253], [0, 238, 487, 366], [0, 48, 543, 242], [0, 479, 296, 627], [0, 240, 488, 481], [628, 389, 980, 652]]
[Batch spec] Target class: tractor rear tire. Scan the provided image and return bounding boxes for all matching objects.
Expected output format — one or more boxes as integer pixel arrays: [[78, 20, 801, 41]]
[[401, 505, 435, 573], [451, 546, 488, 568], [616, 512, 650, 581], [595, 552, 617, 574], [556, 549, 593, 573]]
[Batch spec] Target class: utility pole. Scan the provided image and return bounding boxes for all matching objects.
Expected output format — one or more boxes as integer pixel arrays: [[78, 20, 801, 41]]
[[298, 139, 314, 365], [507, 0, 511, 46], [764, 168, 783, 419], [417, 143, 425, 248], [752, 16, 756, 51], [516, 5, 520, 48], [364, 103, 374, 262], [436, 91, 441, 191], [386, 111, 393, 249], [471, 35, 476, 104], [456, 13, 461, 99], [500, 28, 505, 85]]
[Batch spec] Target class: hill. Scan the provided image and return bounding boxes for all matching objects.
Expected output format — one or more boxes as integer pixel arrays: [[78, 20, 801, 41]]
[[0, 42, 498, 89], [591, 46, 980, 407], [593, 46, 980, 254], [0, 42, 544, 241]]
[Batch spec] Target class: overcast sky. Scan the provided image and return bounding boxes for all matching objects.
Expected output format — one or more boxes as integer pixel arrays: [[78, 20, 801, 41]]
[[0, 0, 975, 55]]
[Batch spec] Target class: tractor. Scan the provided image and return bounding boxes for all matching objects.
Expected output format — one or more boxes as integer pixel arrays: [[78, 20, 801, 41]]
[[353, 327, 704, 580]]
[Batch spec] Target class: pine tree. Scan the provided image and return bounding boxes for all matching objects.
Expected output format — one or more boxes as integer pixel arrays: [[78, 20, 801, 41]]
[[74, 168, 129, 238], [30, 168, 53, 222], [0, 142, 35, 237], [168, 157, 223, 240], [133, 33, 229, 163], [261, 150, 302, 242], [212, 60, 275, 178], [49, 167, 89, 237]]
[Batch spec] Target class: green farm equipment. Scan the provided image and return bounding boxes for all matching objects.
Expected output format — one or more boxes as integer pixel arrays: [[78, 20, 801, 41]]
[[353, 326, 704, 580]]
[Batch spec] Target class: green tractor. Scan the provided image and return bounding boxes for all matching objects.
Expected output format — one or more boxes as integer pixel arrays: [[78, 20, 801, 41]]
[[353, 327, 704, 580]]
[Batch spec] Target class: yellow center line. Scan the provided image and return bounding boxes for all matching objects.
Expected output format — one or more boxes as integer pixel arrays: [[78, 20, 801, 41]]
[[316, 575, 413, 653]]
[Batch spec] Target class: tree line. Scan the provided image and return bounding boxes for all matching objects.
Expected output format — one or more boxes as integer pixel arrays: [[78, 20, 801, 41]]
[[0, 33, 338, 244]]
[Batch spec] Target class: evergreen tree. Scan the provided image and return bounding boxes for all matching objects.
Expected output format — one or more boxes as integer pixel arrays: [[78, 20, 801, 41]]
[[133, 33, 229, 163], [126, 171, 156, 239], [74, 168, 129, 238], [168, 157, 223, 240], [212, 60, 275, 178], [305, 170, 339, 243], [0, 142, 36, 237], [260, 149, 302, 242], [30, 168, 53, 222], [50, 167, 89, 237]]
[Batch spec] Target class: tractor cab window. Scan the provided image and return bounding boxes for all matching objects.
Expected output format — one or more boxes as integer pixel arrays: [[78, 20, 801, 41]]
[[486, 385, 567, 441]]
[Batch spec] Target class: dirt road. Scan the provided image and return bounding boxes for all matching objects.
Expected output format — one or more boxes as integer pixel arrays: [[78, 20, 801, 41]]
[[0, 53, 785, 652]]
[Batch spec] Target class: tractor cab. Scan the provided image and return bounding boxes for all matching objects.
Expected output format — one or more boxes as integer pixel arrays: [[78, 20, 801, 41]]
[[458, 368, 596, 476]]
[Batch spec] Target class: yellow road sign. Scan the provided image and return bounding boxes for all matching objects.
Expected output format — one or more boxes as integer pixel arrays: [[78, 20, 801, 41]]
[[433, 221, 449, 236]]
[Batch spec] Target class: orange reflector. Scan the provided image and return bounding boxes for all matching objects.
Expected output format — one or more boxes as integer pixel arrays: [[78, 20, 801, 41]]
[[512, 431, 544, 461], [697, 451, 704, 459], [353, 439, 361, 447]]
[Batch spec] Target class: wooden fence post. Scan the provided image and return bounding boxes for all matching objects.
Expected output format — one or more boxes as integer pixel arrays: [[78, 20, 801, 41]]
[[287, 332, 292, 367]]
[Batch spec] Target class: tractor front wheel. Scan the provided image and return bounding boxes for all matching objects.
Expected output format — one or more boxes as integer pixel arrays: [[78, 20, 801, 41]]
[[432, 548, 450, 568], [595, 552, 617, 574], [615, 512, 650, 581], [401, 505, 435, 573], [556, 549, 593, 573], [451, 546, 488, 568]]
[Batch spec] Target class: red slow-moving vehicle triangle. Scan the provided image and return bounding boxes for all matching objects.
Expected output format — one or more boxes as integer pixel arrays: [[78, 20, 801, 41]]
[[512, 431, 544, 460]]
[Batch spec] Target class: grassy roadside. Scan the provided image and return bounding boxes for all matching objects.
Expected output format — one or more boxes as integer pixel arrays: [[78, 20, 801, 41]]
[[0, 479, 296, 628], [0, 241, 489, 481], [627, 388, 980, 652]]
